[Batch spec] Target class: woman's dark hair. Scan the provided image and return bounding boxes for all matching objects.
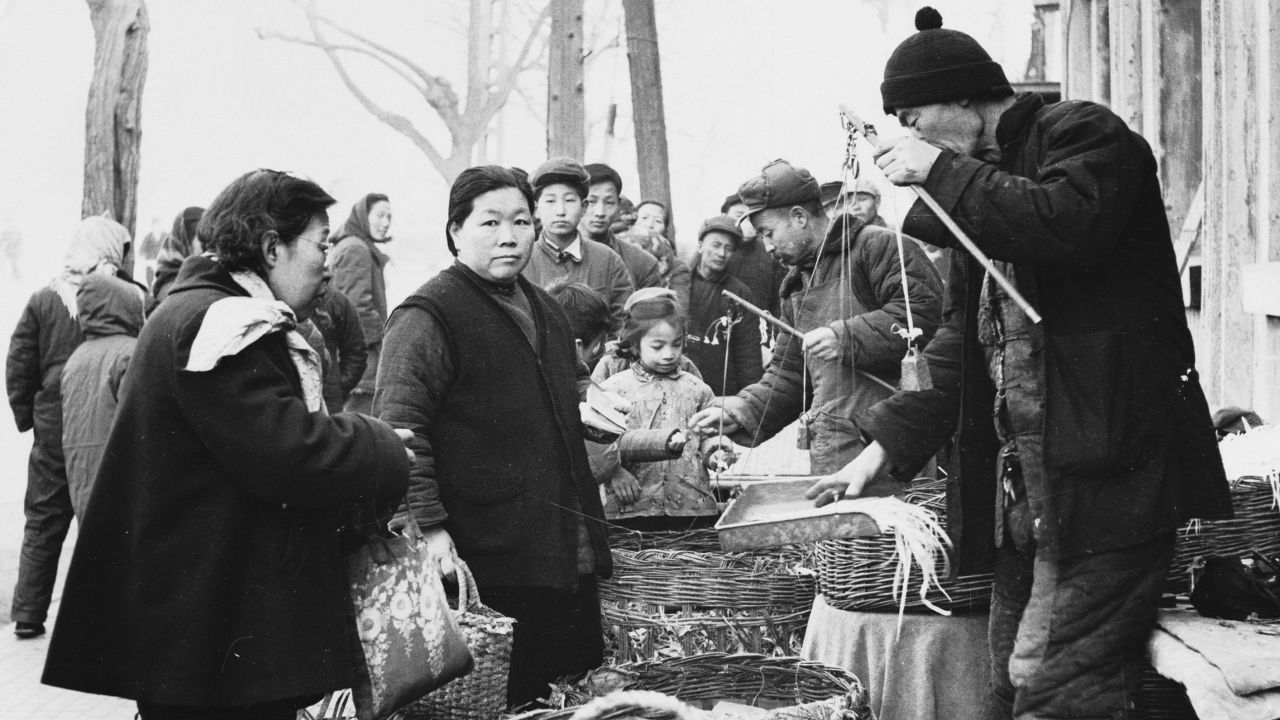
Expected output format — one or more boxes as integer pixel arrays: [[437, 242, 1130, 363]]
[[445, 165, 535, 256], [615, 292, 686, 362], [546, 279, 612, 344], [199, 170, 335, 273]]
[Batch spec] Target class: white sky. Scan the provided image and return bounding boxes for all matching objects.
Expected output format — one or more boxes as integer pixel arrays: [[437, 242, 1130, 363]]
[[0, 0, 1034, 302]]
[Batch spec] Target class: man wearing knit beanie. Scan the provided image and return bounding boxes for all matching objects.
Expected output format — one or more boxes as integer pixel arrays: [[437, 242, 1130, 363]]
[[808, 7, 1231, 720]]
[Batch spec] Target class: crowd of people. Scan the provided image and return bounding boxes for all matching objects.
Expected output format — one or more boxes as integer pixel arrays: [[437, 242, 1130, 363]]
[[5, 8, 1238, 720]]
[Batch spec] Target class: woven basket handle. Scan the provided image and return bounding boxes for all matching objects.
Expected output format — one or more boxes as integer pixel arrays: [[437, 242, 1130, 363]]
[[452, 558, 483, 613]]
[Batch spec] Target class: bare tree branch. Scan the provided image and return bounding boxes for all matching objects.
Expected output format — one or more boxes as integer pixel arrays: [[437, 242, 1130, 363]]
[[257, 29, 429, 95]]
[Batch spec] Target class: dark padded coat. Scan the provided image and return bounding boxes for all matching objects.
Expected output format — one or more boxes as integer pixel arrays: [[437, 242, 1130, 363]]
[[43, 255, 409, 707], [720, 215, 944, 475], [856, 93, 1231, 568]]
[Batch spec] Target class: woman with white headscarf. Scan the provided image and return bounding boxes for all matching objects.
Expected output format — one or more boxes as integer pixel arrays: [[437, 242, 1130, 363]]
[[4, 215, 132, 639]]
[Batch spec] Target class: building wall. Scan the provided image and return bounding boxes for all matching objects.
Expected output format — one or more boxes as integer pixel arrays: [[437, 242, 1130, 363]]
[[1063, 0, 1279, 420]]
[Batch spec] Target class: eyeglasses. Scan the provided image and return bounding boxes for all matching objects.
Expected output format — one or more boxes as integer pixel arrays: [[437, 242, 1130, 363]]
[[297, 238, 332, 255]]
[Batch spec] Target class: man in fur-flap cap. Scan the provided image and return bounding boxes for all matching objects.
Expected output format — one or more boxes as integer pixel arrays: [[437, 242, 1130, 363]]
[[807, 7, 1232, 720]]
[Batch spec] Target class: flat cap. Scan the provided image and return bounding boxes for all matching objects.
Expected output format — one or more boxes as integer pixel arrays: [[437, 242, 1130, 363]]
[[530, 157, 590, 198], [698, 214, 744, 243]]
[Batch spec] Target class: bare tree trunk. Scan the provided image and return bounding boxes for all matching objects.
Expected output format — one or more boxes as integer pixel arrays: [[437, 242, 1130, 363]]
[[83, 0, 148, 240], [547, 0, 585, 159], [622, 0, 670, 206]]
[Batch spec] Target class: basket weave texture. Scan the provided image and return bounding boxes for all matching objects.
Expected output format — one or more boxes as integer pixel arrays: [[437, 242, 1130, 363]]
[[1168, 476, 1280, 592], [403, 560, 515, 720], [600, 539, 817, 662], [815, 479, 993, 612], [511, 653, 873, 720]]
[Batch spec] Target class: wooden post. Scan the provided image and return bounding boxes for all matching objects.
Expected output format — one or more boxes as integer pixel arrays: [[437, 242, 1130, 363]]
[[547, 0, 585, 160], [622, 0, 671, 207], [83, 0, 149, 239]]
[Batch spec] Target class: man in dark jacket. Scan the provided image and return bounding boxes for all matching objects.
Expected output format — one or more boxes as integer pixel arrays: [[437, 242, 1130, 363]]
[[807, 10, 1232, 719], [690, 160, 943, 477], [311, 288, 368, 414], [581, 163, 663, 291], [722, 192, 788, 323], [685, 215, 762, 396]]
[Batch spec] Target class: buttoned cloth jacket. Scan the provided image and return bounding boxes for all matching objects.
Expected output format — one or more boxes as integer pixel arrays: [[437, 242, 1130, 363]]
[[856, 93, 1232, 570]]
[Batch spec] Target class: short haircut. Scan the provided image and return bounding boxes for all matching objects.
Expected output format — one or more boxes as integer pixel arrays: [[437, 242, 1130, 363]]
[[200, 169, 335, 274], [545, 279, 612, 344], [445, 165, 535, 256], [584, 163, 623, 195], [636, 199, 668, 217]]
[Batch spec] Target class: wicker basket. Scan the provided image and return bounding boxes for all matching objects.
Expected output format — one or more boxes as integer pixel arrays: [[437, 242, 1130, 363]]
[[600, 547, 817, 662], [1168, 476, 1280, 594], [815, 479, 993, 612], [510, 653, 872, 719], [403, 561, 516, 720]]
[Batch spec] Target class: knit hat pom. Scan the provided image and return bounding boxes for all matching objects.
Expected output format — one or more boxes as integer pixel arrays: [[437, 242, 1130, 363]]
[[915, 6, 943, 31]]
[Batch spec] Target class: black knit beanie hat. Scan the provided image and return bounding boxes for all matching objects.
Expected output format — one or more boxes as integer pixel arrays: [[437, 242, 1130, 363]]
[[880, 7, 1013, 115]]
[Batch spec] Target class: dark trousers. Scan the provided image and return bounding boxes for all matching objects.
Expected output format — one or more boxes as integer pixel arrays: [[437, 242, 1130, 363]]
[[989, 531, 1175, 720], [136, 695, 314, 720], [481, 575, 604, 709], [11, 434, 73, 625]]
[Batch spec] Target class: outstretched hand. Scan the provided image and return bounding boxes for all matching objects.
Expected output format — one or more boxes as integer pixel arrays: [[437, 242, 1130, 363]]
[[804, 441, 891, 507]]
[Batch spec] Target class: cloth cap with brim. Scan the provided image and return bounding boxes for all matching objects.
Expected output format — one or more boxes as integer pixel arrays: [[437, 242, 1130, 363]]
[[530, 157, 590, 199], [698, 215, 744, 244], [880, 7, 1013, 115], [735, 159, 821, 226]]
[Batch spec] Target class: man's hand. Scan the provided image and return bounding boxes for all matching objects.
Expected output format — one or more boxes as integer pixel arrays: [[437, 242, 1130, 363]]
[[394, 428, 415, 462], [875, 135, 943, 186], [805, 441, 891, 506], [610, 473, 642, 505], [689, 406, 740, 436], [802, 326, 840, 362], [422, 526, 458, 582]]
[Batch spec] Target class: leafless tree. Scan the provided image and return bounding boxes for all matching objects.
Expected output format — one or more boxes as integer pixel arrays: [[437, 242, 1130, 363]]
[[261, 0, 551, 183]]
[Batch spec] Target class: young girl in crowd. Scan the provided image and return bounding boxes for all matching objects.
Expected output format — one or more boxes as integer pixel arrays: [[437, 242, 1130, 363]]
[[596, 288, 720, 529]]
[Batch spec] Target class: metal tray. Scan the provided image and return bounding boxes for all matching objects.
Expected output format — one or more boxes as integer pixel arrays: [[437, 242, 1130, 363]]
[[715, 477, 882, 552]]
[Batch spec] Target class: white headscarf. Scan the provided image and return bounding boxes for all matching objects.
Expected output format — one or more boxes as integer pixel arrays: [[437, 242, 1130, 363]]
[[51, 216, 131, 317]]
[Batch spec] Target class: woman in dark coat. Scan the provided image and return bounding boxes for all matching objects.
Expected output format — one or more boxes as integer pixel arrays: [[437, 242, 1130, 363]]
[[42, 170, 411, 720], [375, 166, 612, 709], [329, 193, 392, 414]]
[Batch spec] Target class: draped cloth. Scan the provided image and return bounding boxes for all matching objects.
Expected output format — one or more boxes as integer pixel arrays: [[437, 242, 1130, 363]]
[[184, 270, 325, 414], [51, 216, 132, 317]]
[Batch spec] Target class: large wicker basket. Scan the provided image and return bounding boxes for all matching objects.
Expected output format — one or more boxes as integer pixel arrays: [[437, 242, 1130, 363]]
[[509, 653, 873, 720], [1168, 476, 1280, 593], [403, 561, 516, 720], [815, 479, 993, 612], [600, 545, 817, 662]]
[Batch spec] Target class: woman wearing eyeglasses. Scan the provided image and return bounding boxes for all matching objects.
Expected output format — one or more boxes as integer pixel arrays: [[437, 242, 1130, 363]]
[[42, 170, 412, 720]]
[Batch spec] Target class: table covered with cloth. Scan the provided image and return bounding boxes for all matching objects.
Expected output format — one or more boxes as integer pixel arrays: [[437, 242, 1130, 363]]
[[801, 594, 1002, 720]]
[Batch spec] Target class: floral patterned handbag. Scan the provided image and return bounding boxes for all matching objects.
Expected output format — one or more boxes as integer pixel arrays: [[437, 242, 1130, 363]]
[[347, 518, 473, 720]]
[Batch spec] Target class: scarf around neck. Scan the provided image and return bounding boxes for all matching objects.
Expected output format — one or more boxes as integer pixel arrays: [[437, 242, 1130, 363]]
[[184, 269, 326, 414]]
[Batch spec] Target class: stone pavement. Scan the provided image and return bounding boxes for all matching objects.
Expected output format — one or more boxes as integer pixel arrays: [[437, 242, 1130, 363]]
[[0, 607, 136, 719]]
